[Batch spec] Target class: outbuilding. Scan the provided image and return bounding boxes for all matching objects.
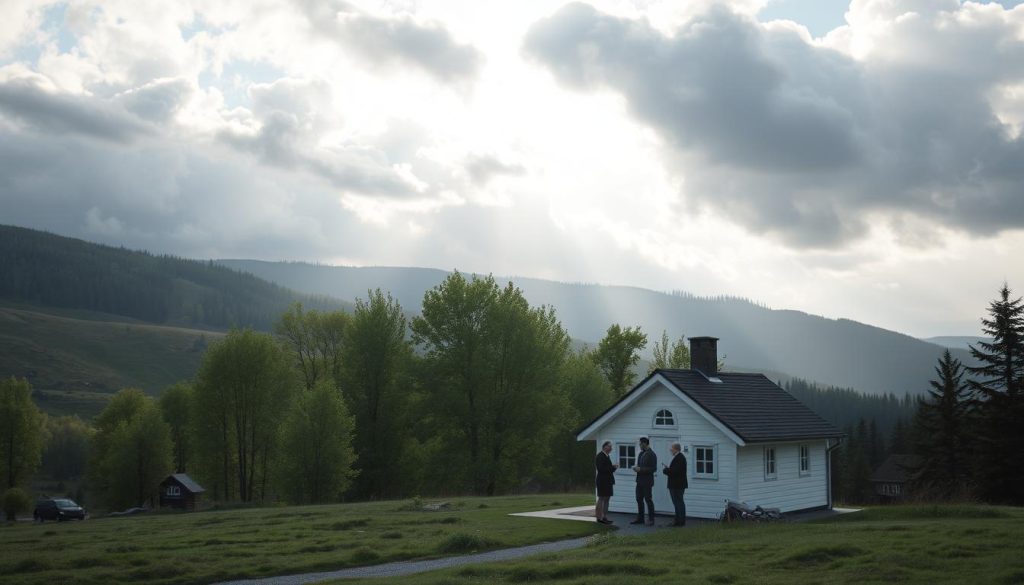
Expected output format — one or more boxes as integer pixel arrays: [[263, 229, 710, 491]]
[[158, 473, 206, 511], [577, 337, 843, 519]]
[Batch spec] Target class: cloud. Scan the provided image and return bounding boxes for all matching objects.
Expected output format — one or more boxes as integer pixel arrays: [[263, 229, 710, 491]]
[[295, 0, 482, 83], [524, 1, 1024, 247], [465, 155, 526, 186], [0, 74, 154, 142]]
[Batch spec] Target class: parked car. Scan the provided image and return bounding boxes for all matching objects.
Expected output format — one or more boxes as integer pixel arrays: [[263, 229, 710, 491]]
[[34, 498, 86, 522]]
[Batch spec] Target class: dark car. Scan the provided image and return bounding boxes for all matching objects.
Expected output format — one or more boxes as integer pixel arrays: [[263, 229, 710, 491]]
[[34, 498, 87, 522]]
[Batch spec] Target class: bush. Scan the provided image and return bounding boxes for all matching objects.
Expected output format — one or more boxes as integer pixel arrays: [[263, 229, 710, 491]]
[[3, 488, 32, 521]]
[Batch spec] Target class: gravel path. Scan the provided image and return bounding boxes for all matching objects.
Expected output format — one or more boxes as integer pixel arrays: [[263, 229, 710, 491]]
[[213, 536, 594, 585]]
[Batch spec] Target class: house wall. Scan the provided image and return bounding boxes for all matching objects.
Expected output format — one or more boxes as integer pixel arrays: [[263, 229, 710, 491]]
[[737, 440, 829, 512], [593, 382, 738, 519]]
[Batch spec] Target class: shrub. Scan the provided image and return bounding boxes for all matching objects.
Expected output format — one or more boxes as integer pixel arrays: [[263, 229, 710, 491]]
[[3, 488, 31, 521]]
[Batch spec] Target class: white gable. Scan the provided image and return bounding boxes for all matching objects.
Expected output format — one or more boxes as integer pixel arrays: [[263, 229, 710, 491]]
[[576, 373, 746, 446]]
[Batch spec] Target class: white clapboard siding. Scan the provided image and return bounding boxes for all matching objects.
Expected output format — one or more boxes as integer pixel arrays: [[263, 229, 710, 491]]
[[594, 381, 738, 519], [736, 440, 829, 512]]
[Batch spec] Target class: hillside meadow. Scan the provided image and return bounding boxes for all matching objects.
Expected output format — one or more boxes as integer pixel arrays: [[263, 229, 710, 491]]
[[0, 494, 599, 585], [341, 505, 1024, 585]]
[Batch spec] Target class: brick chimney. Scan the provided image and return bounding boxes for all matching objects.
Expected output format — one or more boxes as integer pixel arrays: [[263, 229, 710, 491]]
[[689, 336, 719, 376]]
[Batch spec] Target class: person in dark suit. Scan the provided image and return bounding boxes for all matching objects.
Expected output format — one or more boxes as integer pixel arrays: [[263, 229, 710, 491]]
[[594, 440, 617, 524], [631, 437, 657, 525], [662, 442, 688, 526]]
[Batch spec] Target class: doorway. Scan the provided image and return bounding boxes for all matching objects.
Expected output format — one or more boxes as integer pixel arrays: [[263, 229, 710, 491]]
[[650, 435, 680, 515]]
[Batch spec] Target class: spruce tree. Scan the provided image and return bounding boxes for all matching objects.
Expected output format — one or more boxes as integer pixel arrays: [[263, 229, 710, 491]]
[[911, 350, 974, 498], [965, 284, 1024, 503]]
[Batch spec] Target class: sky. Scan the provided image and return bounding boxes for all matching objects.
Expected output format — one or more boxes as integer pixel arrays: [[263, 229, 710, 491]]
[[1, 0, 1023, 338]]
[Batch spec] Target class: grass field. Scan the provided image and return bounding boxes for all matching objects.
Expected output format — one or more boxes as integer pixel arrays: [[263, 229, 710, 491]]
[[0, 494, 601, 585], [0, 301, 225, 418], [340, 505, 1024, 585]]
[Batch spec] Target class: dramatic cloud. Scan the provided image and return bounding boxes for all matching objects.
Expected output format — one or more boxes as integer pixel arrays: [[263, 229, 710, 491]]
[[524, 1, 1024, 247]]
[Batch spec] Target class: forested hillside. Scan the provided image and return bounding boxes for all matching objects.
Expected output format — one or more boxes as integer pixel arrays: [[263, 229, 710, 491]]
[[220, 260, 975, 396], [0, 225, 347, 331]]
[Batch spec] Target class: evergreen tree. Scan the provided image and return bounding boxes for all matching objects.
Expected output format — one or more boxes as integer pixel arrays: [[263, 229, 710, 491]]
[[911, 350, 974, 498], [966, 284, 1024, 503], [889, 418, 909, 455]]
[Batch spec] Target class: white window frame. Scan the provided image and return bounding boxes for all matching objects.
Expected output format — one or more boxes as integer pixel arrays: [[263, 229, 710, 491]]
[[799, 445, 810, 476], [167, 485, 181, 496], [652, 409, 676, 428], [616, 443, 637, 473], [693, 445, 718, 480], [764, 446, 777, 481]]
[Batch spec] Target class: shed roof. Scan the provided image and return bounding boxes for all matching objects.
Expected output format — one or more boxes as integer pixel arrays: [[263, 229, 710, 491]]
[[870, 454, 922, 483], [578, 369, 843, 444], [163, 473, 206, 494]]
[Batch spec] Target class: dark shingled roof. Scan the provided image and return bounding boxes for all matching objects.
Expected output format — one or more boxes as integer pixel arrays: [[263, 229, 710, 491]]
[[165, 473, 206, 494], [870, 454, 922, 483], [583, 369, 842, 443]]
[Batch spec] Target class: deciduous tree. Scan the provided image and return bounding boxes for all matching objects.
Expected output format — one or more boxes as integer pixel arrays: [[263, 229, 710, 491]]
[[0, 377, 46, 489], [592, 324, 647, 396], [649, 331, 690, 373], [160, 383, 193, 473]]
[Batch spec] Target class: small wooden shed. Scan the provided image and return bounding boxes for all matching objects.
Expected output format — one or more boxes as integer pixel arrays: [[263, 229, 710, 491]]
[[159, 473, 206, 511], [870, 454, 921, 502]]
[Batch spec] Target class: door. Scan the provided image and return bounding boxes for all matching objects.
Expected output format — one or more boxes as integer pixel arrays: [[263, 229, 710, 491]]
[[650, 435, 679, 515]]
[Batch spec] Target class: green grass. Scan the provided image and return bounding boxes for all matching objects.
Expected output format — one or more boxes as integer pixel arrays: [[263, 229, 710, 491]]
[[0, 302, 225, 418], [342, 504, 1024, 585], [0, 494, 602, 585]]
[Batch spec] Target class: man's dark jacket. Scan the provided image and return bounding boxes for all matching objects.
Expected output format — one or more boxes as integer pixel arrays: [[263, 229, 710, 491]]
[[663, 452, 688, 489], [635, 447, 657, 487], [595, 451, 616, 490]]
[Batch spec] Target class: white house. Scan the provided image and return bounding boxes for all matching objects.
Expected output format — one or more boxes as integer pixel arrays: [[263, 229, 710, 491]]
[[577, 337, 843, 519]]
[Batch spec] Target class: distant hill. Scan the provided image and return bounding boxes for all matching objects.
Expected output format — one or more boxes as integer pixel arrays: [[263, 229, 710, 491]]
[[921, 336, 988, 351], [0, 225, 352, 416], [0, 225, 349, 331], [219, 260, 973, 396]]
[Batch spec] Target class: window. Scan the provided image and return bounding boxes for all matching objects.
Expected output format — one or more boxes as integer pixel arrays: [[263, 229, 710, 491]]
[[764, 447, 777, 480], [167, 485, 181, 496], [653, 409, 675, 427], [617, 444, 637, 470], [799, 445, 810, 476], [694, 445, 717, 479]]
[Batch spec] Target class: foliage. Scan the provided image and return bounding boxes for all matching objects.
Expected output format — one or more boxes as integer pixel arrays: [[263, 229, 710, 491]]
[[592, 324, 647, 397], [649, 330, 690, 372], [0, 494, 599, 585], [412, 272, 571, 495], [88, 388, 173, 510], [911, 350, 975, 497], [277, 380, 357, 504], [966, 284, 1024, 504], [193, 329, 297, 503], [275, 303, 349, 390], [41, 415, 92, 481], [340, 289, 413, 498], [2, 487, 31, 522], [159, 383, 192, 473], [0, 377, 46, 489], [548, 348, 615, 489]]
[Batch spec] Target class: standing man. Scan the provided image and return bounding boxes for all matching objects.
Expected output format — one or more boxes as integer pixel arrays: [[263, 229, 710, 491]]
[[594, 440, 617, 524], [662, 442, 688, 526], [631, 437, 657, 525]]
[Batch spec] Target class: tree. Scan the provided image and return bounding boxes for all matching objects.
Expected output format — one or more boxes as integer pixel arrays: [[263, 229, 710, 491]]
[[550, 348, 614, 489], [412, 273, 571, 495], [277, 380, 357, 504], [193, 329, 296, 503], [0, 377, 46, 489], [911, 350, 974, 498], [3, 487, 31, 522], [649, 331, 690, 373], [276, 304, 349, 390], [341, 289, 413, 498], [88, 388, 173, 510], [592, 324, 647, 397], [966, 284, 1024, 503], [42, 415, 91, 482], [160, 383, 193, 473]]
